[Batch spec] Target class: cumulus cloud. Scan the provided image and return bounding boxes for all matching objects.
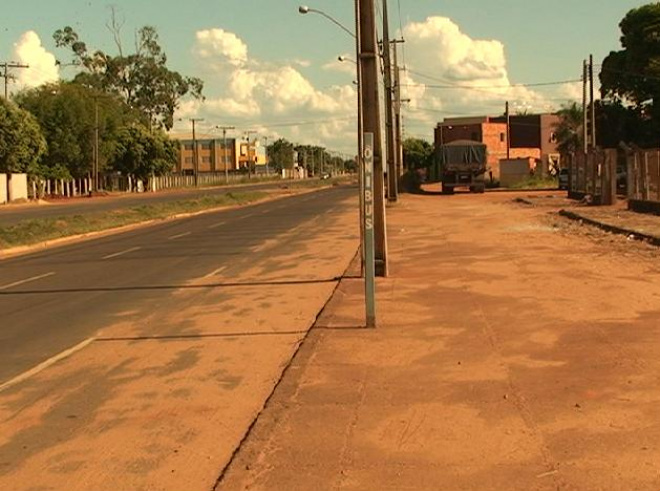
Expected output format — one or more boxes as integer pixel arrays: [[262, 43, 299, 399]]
[[178, 28, 357, 151], [399, 16, 580, 136], [195, 29, 248, 67], [178, 17, 581, 153], [12, 31, 60, 89]]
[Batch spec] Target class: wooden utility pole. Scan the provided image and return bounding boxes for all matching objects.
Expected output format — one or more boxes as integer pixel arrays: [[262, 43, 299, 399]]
[[392, 39, 405, 178], [216, 126, 235, 184], [589, 54, 596, 149], [190, 118, 204, 186], [358, 0, 388, 276], [1, 62, 29, 99], [505, 101, 511, 160], [381, 0, 398, 203], [583, 59, 588, 153]]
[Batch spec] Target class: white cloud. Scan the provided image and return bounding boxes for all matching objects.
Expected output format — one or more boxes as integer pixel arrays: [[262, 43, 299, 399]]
[[12, 31, 60, 89], [399, 17, 580, 136], [179, 28, 358, 153], [178, 17, 582, 153], [195, 29, 248, 67]]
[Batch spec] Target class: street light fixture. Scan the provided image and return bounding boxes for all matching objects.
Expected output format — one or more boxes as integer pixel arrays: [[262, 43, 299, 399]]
[[298, 5, 356, 39]]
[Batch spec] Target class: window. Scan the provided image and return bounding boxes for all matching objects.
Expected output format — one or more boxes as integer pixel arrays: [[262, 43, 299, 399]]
[[500, 133, 505, 142], [201, 143, 211, 150], [202, 157, 211, 163], [185, 157, 193, 164], [184, 144, 193, 151]]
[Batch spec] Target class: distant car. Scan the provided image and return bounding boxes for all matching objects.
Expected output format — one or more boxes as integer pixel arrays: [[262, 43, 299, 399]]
[[558, 168, 569, 190], [320, 172, 331, 180]]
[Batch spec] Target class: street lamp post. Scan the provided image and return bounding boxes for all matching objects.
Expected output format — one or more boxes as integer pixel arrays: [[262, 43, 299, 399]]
[[216, 125, 235, 184], [189, 118, 204, 186]]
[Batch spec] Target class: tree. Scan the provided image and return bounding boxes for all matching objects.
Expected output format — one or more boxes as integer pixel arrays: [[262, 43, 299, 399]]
[[109, 125, 177, 182], [267, 138, 295, 172], [553, 102, 584, 155], [403, 138, 433, 169], [601, 3, 660, 139], [15, 82, 137, 179], [54, 25, 204, 130], [0, 98, 47, 176]]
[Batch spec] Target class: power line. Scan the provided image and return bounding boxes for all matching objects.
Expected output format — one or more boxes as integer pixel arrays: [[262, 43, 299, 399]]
[[402, 78, 582, 91], [1, 62, 29, 99]]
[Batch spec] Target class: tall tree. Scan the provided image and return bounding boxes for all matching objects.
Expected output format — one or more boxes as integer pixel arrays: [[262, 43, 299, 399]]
[[553, 102, 584, 155], [109, 125, 178, 182], [0, 98, 47, 176], [267, 138, 295, 172], [403, 138, 433, 169], [54, 24, 204, 130], [15, 82, 136, 179], [601, 3, 660, 139]]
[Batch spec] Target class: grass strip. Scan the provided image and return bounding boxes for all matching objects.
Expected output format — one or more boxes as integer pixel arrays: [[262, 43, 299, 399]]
[[507, 176, 559, 190], [0, 191, 267, 249]]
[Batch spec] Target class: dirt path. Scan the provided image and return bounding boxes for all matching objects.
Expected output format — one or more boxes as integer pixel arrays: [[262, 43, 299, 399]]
[[218, 190, 660, 491]]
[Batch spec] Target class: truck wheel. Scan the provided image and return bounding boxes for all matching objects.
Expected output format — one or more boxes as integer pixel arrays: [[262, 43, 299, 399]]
[[477, 184, 486, 194], [442, 185, 454, 195]]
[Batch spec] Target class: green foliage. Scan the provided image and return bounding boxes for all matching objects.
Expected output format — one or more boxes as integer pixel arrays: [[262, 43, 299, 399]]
[[109, 125, 177, 180], [0, 98, 47, 175], [553, 102, 584, 155], [54, 25, 204, 130], [15, 82, 136, 179], [268, 138, 295, 171], [403, 138, 434, 169], [600, 3, 660, 142]]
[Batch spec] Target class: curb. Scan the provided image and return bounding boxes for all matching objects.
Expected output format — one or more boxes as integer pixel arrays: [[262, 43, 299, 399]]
[[558, 209, 660, 247], [0, 186, 334, 260]]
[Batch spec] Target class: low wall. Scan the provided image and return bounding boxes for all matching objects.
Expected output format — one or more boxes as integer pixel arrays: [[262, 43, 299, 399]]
[[0, 174, 7, 204], [8, 173, 28, 201]]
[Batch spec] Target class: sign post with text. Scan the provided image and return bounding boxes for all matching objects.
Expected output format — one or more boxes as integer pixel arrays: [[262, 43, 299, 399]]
[[363, 132, 376, 328]]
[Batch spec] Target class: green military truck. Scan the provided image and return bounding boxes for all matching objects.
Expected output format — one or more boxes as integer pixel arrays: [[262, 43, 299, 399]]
[[429, 140, 488, 194]]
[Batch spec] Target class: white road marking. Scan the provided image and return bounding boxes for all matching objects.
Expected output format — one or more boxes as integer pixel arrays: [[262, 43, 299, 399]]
[[208, 221, 227, 229], [0, 272, 56, 291], [102, 246, 141, 260], [0, 337, 96, 394], [168, 232, 191, 240], [204, 266, 227, 278]]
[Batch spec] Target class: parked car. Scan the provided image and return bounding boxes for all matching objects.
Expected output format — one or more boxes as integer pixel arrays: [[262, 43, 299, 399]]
[[558, 168, 569, 190]]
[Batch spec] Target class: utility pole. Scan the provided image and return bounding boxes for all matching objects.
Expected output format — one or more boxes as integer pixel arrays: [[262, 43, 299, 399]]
[[505, 101, 511, 160], [1, 62, 29, 99], [190, 118, 204, 186], [216, 126, 235, 184], [589, 54, 596, 149], [583, 59, 588, 153], [391, 39, 405, 178], [245, 130, 257, 178], [94, 100, 99, 192], [381, 0, 398, 203], [358, 0, 388, 276]]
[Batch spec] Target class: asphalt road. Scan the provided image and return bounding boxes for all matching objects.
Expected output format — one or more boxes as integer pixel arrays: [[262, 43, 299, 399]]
[[0, 185, 356, 383], [0, 180, 308, 226]]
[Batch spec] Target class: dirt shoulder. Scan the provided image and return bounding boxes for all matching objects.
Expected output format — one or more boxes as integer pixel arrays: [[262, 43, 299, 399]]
[[218, 190, 660, 491]]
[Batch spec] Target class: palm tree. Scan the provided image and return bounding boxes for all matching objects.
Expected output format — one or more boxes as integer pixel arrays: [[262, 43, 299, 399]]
[[553, 102, 584, 155]]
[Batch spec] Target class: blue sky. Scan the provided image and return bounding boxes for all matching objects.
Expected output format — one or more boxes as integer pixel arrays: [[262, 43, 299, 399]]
[[1, 0, 652, 151]]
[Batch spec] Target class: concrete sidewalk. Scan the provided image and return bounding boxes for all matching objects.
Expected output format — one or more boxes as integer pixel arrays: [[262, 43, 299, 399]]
[[218, 192, 660, 491]]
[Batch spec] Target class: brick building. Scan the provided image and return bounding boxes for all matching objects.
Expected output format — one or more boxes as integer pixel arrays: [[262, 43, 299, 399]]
[[171, 136, 267, 175], [434, 113, 560, 178]]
